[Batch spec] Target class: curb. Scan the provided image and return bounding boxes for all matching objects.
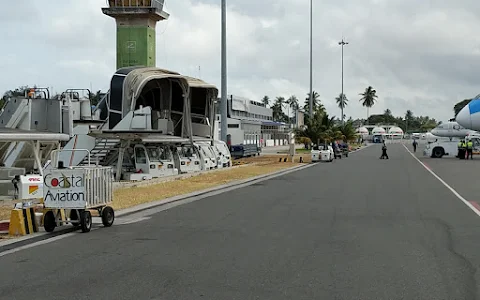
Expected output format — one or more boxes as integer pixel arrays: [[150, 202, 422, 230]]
[[0, 145, 371, 252]]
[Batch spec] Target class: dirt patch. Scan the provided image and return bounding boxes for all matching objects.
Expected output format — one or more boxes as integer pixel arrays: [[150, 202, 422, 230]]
[[0, 234, 14, 240], [0, 202, 13, 221], [112, 162, 299, 210]]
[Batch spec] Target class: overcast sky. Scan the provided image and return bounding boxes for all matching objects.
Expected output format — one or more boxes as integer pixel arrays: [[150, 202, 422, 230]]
[[1, 0, 479, 121]]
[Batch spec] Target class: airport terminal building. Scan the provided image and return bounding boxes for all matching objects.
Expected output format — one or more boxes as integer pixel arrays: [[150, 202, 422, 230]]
[[215, 95, 291, 147]]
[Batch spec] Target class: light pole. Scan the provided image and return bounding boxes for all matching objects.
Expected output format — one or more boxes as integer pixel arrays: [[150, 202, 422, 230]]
[[309, 0, 313, 117], [339, 38, 348, 126], [220, 0, 228, 142]]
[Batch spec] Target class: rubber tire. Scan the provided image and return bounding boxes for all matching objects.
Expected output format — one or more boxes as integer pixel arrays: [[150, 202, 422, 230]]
[[43, 211, 56, 233], [101, 206, 115, 227], [432, 147, 444, 158], [80, 210, 92, 233]]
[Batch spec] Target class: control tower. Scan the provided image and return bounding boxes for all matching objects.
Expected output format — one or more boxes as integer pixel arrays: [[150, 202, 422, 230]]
[[102, 0, 169, 69]]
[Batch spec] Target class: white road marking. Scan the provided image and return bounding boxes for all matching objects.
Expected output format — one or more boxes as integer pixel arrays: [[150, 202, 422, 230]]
[[116, 217, 152, 225], [0, 231, 79, 258], [402, 144, 480, 217]]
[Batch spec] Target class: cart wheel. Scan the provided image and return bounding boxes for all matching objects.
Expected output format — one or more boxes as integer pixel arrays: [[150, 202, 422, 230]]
[[101, 206, 115, 227], [80, 211, 92, 233], [44, 211, 56, 233]]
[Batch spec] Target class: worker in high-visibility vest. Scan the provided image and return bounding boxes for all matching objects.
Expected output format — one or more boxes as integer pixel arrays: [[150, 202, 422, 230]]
[[466, 139, 474, 160], [457, 140, 464, 158]]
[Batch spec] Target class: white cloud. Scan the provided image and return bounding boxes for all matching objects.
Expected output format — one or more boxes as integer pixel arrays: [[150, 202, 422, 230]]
[[1, 0, 480, 121]]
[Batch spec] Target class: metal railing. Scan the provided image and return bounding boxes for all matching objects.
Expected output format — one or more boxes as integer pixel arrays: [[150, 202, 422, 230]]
[[107, 0, 164, 9]]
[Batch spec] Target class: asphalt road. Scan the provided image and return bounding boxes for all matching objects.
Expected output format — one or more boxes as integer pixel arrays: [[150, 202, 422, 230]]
[[2, 143, 480, 299], [414, 141, 480, 205]]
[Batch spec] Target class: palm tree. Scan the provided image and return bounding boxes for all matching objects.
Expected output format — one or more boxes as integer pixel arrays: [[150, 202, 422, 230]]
[[286, 95, 299, 126], [405, 110, 413, 120], [359, 86, 378, 124], [339, 121, 358, 142], [294, 108, 325, 147], [384, 109, 392, 116], [294, 109, 342, 147], [271, 96, 286, 122], [336, 93, 348, 123], [304, 91, 322, 113], [261, 95, 270, 107], [275, 96, 285, 107], [405, 110, 413, 133], [319, 113, 342, 143], [336, 93, 348, 110]]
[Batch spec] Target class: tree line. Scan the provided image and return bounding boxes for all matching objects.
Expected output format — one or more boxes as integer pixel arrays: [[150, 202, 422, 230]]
[[262, 85, 441, 147], [261, 86, 380, 124], [259, 86, 380, 147]]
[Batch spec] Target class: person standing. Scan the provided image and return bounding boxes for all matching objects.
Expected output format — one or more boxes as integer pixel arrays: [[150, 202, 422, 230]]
[[457, 140, 464, 158], [412, 139, 418, 152], [466, 139, 473, 160]]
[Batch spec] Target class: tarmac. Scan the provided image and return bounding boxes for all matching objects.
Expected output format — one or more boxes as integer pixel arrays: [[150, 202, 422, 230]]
[[1, 143, 480, 299]]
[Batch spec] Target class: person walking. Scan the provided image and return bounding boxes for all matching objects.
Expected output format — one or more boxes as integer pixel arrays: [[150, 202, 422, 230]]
[[412, 139, 418, 152], [380, 142, 389, 159]]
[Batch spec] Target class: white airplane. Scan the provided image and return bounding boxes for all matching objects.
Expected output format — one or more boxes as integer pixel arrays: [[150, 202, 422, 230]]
[[420, 132, 441, 142], [456, 95, 480, 131], [430, 121, 478, 138]]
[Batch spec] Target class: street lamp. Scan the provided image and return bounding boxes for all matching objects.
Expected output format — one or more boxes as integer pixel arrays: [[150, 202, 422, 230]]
[[309, 0, 313, 117], [339, 38, 348, 125], [220, 0, 228, 142]]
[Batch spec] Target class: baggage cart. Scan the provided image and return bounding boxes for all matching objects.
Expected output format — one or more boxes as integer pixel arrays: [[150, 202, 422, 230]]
[[43, 150, 114, 233], [320, 150, 333, 162], [311, 150, 320, 162]]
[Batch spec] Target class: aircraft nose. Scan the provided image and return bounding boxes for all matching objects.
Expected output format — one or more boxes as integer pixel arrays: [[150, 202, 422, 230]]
[[431, 128, 438, 135], [456, 105, 472, 129]]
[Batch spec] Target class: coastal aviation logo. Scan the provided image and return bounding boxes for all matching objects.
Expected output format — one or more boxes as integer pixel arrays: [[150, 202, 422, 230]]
[[44, 173, 81, 189], [44, 172, 84, 202]]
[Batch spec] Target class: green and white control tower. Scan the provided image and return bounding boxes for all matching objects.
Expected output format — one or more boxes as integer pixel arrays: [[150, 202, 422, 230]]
[[102, 0, 169, 69]]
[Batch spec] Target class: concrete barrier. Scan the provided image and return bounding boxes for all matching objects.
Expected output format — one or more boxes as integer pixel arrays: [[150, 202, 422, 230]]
[[8, 207, 38, 236]]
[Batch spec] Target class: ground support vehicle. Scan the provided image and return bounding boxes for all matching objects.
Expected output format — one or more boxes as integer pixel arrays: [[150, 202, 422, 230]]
[[42, 162, 114, 233], [423, 134, 480, 158]]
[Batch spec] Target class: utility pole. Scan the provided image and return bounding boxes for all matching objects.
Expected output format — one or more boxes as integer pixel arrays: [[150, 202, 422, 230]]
[[220, 0, 228, 142], [339, 38, 348, 126], [309, 0, 313, 117]]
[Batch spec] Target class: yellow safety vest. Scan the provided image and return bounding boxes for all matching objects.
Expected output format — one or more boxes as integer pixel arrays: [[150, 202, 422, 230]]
[[467, 141, 473, 149], [458, 142, 463, 148]]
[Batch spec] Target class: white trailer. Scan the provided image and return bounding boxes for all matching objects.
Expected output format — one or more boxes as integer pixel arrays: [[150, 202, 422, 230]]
[[311, 145, 334, 162], [423, 141, 457, 158], [423, 135, 480, 158], [43, 159, 114, 233]]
